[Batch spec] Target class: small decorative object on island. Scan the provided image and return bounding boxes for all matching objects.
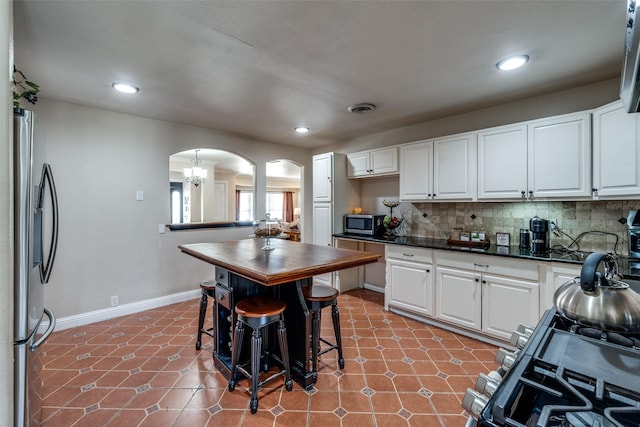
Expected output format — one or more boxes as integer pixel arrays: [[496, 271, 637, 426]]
[[382, 200, 402, 238], [252, 213, 282, 251]]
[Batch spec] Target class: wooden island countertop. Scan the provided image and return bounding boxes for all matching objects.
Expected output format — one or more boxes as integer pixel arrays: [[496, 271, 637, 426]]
[[179, 238, 381, 286]]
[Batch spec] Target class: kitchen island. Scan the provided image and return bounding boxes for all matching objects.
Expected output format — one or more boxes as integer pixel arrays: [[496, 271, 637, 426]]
[[179, 238, 380, 389]]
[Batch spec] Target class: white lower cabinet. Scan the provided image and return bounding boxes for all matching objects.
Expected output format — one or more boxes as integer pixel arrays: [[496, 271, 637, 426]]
[[435, 266, 482, 330], [481, 274, 540, 340], [542, 263, 580, 316], [385, 246, 433, 316], [434, 251, 541, 341]]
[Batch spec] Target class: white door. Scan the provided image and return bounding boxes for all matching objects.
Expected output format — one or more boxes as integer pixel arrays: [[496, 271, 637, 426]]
[[477, 124, 528, 200], [593, 101, 640, 198], [481, 274, 539, 340], [527, 113, 591, 199], [399, 140, 433, 201], [313, 203, 333, 287], [435, 266, 481, 330], [433, 132, 477, 200], [387, 259, 433, 316], [346, 151, 370, 177], [312, 153, 333, 202], [370, 146, 398, 175], [212, 181, 227, 221]]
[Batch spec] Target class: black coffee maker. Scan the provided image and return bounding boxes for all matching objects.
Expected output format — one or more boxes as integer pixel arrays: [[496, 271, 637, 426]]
[[530, 216, 549, 254]]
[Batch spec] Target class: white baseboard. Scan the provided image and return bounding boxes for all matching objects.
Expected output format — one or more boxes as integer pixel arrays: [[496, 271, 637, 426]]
[[41, 289, 201, 332], [363, 282, 385, 293]]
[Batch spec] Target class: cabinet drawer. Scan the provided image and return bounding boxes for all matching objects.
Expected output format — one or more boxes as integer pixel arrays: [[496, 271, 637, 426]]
[[215, 266, 230, 287], [435, 251, 540, 282], [386, 245, 432, 263]]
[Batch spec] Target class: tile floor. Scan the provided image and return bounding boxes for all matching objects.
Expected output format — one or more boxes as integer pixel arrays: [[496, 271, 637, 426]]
[[39, 289, 498, 426]]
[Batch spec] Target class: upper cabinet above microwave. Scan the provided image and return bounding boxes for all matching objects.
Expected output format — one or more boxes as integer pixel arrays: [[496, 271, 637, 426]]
[[347, 146, 398, 178]]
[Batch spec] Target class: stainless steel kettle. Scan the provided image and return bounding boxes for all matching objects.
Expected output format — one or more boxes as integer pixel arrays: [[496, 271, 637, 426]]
[[554, 252, 640, 333]]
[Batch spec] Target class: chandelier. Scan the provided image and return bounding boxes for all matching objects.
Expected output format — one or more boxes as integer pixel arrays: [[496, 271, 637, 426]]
[[184, 149, 207, 187]]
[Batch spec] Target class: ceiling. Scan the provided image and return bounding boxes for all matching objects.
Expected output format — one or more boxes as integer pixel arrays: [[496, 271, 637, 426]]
[[12, 1, 626, 148]]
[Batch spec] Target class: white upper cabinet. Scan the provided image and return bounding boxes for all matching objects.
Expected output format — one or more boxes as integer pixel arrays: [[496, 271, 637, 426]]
[[347, 146, 398, 178], [477, 112, 591, 200], [312, 152, 333, 202], [432, 132, 476, 200], [477, 124, 528, 199], [399, 133, 476, 202], [399, 140, 433, 201], [527, 112, 591, 199], [592, 100, 640, 199]]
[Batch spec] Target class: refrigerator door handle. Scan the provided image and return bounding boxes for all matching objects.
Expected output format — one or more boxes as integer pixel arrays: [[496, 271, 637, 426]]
[[30, 308, 56, 351], [38, 163, 59, 284]]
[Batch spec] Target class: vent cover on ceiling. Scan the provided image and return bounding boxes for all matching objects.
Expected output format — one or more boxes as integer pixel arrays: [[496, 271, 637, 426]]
[[348, 103, 376, 114]]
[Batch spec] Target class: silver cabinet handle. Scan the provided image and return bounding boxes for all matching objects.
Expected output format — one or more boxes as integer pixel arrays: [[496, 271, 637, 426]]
[[474, 263, 489, 268], [402, 253, 414, 257]]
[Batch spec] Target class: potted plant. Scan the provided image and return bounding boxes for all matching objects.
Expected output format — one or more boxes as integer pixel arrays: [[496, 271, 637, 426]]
[[12, 66, 40, 110]]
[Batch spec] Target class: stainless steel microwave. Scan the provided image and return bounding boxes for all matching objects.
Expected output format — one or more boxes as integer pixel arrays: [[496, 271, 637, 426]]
[[344, 214, 385, 236]]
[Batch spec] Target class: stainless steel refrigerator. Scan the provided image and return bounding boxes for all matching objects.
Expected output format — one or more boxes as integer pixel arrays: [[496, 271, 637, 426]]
[[13, 108, 58, 427]]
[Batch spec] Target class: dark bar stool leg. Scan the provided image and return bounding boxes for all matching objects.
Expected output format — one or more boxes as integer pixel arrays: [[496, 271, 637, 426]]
[[331, 303, 345, 369], [277, 318, 293, 391], [228, 320, 245, 392], [310, 307, 320, 378], [195, 289, 208, 350], [249, 327, 262, 414]]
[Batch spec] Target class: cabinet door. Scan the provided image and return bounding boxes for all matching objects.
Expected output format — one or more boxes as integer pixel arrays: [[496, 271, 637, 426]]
[[435, 266, 481, 330], [346, 151, 370, 177], [433, 132, 477, 200], [370, 146, 398, 175], [527, 113, 591, 199], [481, 274, 539, 340], [312, 203, 333, 287], [387, 258, 433, 316], [399, 140, 433, 201], [477, 124, 528, 200], [593, 101, 640, 198], [313, 153, 333, 202], [312, 203, 332, 247]]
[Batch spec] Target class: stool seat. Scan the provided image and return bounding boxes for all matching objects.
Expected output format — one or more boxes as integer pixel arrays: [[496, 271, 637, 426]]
[[235, 297, 286, 318], [302, 284, 339, 302], [201, 282, 216, 292]]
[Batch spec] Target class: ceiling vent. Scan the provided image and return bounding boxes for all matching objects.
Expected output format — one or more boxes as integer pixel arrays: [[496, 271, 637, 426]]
[[348, 103, 376, 114]]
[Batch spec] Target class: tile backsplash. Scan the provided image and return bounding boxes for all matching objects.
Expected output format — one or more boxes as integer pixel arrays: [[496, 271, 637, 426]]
[[396, 200, 638, 256]]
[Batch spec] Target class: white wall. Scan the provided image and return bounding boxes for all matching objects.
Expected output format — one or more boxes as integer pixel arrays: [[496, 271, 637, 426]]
[[30, 99, 312, 318], [316, 78, 620, 155], [1, 2, 13, 425]]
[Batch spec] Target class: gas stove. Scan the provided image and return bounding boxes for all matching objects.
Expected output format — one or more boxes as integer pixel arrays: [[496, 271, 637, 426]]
[[463, 309, 640, 427]]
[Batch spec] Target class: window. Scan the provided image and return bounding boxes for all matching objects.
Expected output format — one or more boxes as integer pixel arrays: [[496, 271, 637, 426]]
[[237, 190, 254, 221], [266, 192, 284, 220], [170, 182, 183, 224]]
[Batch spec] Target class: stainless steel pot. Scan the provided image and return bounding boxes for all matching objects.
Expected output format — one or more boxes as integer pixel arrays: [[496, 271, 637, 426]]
[[554, 252, 640, 333]]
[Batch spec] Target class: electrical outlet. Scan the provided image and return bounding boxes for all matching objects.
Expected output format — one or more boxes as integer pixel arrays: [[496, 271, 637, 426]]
[[110, 295, 119, 307]]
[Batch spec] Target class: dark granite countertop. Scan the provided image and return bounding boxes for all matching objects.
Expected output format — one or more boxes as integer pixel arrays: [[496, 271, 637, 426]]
[[333, 233, 640, 280]]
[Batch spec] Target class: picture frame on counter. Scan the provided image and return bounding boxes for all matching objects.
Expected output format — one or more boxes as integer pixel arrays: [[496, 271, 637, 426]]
[[496, 232, 510, 246]]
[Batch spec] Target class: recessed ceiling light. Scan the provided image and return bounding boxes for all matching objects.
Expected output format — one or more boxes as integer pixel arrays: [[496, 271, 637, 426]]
[[294, 126, 310, 134], [496, 55, 529, 71], [112, 82, 139, 94]]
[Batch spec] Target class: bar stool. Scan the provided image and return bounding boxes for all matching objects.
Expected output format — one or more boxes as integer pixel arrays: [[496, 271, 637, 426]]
[[302, 284, 345, 375], [228, 296, 292, 414], [195, 281, 215, 350]]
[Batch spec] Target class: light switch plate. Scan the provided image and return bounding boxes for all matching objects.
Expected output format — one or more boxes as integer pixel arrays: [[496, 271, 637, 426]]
[[136, 190, 144, 201]]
